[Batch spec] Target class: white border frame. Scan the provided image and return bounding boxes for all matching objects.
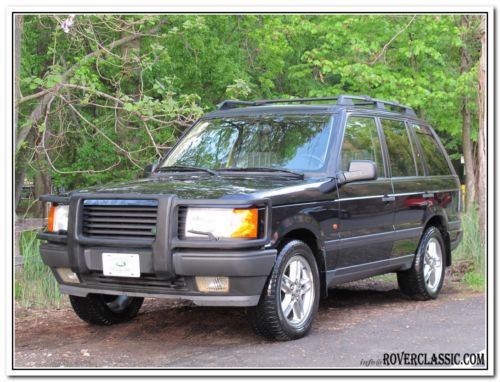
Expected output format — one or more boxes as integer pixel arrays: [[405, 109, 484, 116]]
[[2, 4, 495, 377]]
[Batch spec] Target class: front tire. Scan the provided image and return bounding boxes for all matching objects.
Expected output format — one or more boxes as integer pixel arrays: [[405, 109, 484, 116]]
[[69, 294, 144, 325], [397, 226, 445, 300], [250, 240, 320, 341]]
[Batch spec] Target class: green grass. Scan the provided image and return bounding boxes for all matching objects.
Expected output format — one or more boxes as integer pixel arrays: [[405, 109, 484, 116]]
[[453, 206, 485, 292], [15, 230, 63, 308], [462, 271, 485, 292]]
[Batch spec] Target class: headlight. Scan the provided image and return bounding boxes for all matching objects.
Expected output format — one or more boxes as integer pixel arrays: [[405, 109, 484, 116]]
[[185, 208, 258, 239], [48, 205, 69, 233]]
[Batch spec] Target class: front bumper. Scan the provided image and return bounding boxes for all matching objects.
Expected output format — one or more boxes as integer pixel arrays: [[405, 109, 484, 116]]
[[38, 193, 275, 307], [40, 243, 276, 307]]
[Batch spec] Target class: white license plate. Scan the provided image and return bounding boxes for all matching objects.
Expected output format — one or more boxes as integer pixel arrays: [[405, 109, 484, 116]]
[[102, 253, 140, 278]]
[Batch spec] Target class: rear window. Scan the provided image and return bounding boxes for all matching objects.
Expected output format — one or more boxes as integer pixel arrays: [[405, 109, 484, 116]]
[[412, 124, 452, 176], [380, 118, 417, 177]]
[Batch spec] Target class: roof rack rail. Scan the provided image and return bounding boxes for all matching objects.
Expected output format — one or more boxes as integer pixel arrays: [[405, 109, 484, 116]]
[[216, 97, 339, 110], [217, 94, 416, 116], [336, 94, 416, 116]]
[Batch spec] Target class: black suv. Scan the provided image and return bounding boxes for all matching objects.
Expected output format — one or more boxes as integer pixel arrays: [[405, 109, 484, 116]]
[[38, 95, 462, 340]]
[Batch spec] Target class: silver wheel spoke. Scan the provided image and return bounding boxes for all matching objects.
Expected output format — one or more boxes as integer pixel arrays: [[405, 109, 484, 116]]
[[294, 261, 303, 282], [293, 297, 304, 320], [425, 267, 433, 283], [282, 295, 293, 317], [281, 275, 293, 294], [424, 253, 431, 266], [430, 269, 436, 286], [424, 264, 430, 279], [289, 261, 299, 282], [301, 280, 312, 294], [428, 241, 437, 257]]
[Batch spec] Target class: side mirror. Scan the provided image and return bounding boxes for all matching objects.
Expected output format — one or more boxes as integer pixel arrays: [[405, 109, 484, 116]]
[[343, 160, 377, 183], [143, 162, 158, 178], [319, 160, 377, 193]]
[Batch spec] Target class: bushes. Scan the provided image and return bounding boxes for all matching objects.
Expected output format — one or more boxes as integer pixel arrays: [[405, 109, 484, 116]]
[[453, 206, 485, 291], [15, 231, 62, 308]]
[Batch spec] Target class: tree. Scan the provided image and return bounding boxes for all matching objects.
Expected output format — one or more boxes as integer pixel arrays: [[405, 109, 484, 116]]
[[15, 16, 203, 214], [476, 15, 486, 244], [14, 14, 484, 223], [459, 15, 476, 210]]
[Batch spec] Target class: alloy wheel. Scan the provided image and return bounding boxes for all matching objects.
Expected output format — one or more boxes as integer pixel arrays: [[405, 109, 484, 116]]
[[280, 255, 315, 327], [423, 237, 443, 293]]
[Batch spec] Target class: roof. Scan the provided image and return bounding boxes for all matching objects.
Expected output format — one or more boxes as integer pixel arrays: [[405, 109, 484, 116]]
[[203, 104, 339, 118], [203, 94, 419, 119]]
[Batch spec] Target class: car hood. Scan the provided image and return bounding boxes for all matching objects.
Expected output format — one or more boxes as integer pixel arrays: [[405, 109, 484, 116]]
[[69, 174, 325, 201]]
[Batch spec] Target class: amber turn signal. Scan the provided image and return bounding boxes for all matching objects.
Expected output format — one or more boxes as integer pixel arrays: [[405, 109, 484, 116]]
[[231, 208, 258, 238], [47, 205, 56, 232]]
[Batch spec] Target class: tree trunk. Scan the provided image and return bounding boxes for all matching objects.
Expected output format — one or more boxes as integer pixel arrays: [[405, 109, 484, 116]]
[[459, 15, 476, 211], [15, 127, 38, 207], [14, 93, 53, 211], [32, 150, 51, 218], [476, 15, 487, 245], [14, 15, 23, 217], [117, 31, 141, 145], [14, 15, 22, 138]]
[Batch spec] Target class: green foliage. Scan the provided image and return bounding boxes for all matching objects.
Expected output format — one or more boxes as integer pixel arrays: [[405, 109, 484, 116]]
[[17, 15, 481, 193], [463, 271, 485, 292], [454, 206, 485, 292], [16, 231, 62, 307]]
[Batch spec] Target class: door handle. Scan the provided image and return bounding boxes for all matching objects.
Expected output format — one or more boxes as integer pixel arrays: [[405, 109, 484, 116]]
[[381, 195, 395, 203], [422, 192, 435, 198]]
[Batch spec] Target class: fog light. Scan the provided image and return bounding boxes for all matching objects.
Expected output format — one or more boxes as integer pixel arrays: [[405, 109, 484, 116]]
[[195, 276, 229, 293], [56, 268, 80, 284]]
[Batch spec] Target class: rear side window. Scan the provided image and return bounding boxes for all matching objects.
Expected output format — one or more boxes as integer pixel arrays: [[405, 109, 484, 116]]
[[340, 116, 384, 176], [412, 124, 452, 176], [380, 118, 417, 177]]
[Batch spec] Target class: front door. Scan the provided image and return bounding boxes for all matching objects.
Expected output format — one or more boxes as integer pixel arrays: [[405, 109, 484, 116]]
[[335, 115, 395, 269]]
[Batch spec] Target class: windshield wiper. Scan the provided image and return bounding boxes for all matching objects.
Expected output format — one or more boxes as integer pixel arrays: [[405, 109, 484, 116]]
[[216, 167, 304, 179], [156, 165, 217, 175]]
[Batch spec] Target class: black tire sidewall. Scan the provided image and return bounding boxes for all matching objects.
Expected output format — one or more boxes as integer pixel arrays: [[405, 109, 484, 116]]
[[415, 227, 446, 299], [272, 241, 320, 338], [70, 294, 144, 325]]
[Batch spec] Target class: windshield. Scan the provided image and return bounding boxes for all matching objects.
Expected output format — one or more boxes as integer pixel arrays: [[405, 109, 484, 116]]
[[160, 114, 334, 172]]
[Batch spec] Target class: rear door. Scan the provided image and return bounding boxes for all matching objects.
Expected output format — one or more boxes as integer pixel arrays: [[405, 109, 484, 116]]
[[410, 123, 461, 225], [335, 115, 394, 269], [379, 118, 425, 258]]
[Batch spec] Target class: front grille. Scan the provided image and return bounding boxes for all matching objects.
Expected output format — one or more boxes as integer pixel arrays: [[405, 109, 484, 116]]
[[81, 273, 187, 291], [177, 206, 188, 239], [82, 199, 158, 239]]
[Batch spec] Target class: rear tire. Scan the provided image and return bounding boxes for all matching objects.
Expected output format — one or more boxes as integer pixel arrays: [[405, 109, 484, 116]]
[[69, 294, 144, 325], [249, 240, 320, 341], [397, 226, 445, 300]]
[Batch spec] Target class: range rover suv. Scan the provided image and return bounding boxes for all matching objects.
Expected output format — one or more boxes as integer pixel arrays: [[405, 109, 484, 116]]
[[38, 95, 462, 341]]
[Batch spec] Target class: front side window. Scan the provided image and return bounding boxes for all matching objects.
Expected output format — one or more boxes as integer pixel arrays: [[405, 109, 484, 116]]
[[161, 114, 334, 172], [412, 124, 452, 176], [340, 116, 384, 176], [381, 118, 417, 177]]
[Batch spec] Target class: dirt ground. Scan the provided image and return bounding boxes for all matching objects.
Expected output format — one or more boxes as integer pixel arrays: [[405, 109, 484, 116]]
[[14, 274, 486, 369]]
